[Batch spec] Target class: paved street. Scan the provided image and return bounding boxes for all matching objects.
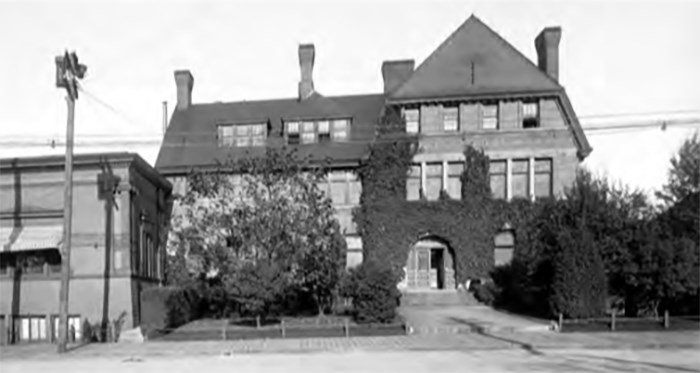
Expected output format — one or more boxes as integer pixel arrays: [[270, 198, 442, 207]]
[[2, 348, 699, 373], [2, 331, 699, 372]]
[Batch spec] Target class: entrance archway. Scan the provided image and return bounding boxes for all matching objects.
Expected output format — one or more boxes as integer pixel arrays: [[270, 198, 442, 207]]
[[402, 236, 456, 290]]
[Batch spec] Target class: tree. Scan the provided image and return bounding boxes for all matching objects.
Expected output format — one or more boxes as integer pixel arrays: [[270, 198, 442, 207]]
[[167, 148, 346, 320], [549, 221, 608, 318], [656, 131, 700, 206]]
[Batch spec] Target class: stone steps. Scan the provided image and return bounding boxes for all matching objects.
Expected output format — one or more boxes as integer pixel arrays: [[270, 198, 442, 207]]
[[400, 290, 479, 307]]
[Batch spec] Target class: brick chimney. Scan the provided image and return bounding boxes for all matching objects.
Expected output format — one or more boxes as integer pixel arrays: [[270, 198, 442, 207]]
[[298, 44, 315, 100], [535, 27, 562, 81], [381, 60, 414, 94], [174, 70, 194, 110]]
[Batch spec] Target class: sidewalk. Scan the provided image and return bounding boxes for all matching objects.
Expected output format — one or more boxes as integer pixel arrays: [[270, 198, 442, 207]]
[[1, 331, 697, 361]]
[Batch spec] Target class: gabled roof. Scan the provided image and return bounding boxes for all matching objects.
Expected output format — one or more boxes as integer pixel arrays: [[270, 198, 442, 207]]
[[390, 15, 562, 101], [155, 93, 385, 174]]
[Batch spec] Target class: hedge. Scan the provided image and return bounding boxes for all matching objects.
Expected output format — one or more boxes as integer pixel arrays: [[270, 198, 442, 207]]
[[340, 260, 401, 324], [140, 286, 200, 338]]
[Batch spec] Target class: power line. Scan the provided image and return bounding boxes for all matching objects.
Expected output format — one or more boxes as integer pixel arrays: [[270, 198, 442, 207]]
[[1, 118, 697, 149]]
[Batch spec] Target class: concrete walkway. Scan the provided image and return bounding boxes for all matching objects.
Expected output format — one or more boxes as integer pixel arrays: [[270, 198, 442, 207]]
[[399, 305, 551, 334]]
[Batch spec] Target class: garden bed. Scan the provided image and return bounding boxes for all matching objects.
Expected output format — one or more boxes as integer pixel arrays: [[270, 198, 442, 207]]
[[152, 316, 406, 342]]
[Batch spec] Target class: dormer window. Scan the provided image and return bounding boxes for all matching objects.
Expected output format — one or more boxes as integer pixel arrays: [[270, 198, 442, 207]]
[[285, 118, 351, 144], [318, 120, 331, 142], [286, 121, 300, 144], [218, 123, 267, 147], [522, 102, 539, 128], [332, 119, 349, 140], [301, 121, 316, 144]]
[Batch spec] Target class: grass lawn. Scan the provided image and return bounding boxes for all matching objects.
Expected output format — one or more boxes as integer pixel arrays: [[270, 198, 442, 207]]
[[152, 315, 406, 341], [561, 316, 700, 333]]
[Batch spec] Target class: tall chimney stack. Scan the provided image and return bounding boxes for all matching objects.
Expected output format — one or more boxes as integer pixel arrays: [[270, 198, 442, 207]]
[[535, 27, 562, 81], [174, 70, 194, 110], [298, 44, 315, 100], [381, 60, 414, 94]]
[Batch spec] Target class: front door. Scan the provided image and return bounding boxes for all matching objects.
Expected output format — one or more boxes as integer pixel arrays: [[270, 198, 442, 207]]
[[415, 248, 431, 289]]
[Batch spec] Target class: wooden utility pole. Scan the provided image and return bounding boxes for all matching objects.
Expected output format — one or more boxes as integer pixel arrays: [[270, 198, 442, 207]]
[[55, 51, 86, 353]]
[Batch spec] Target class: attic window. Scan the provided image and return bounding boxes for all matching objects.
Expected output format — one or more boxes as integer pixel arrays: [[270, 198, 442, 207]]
[[522, 102, 539, 129], [332, 119, 349, 140], [218, 123, 267, 148], [285, 118, 351, 145], [286, 121, 300, 145]]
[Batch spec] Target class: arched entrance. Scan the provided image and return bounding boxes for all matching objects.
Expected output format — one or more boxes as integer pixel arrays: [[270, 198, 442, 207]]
[[402, 236, 456, 290]]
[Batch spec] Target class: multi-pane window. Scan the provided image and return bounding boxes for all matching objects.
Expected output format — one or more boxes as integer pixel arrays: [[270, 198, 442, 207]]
[[494, 230, 515, 266], [425, 163, 442, 201], [286, 121, 300, 144], [407, 164, 421, 201], [447, 162, 463, 199], [443, 107, 459, 132], [301, 121, 316, 144], [218, 123, 266, 147], [325, 171, 361, 205], [482, 104, 499, 130], [534, 158, 553, 198], [522, 102, 539, 128], [511, 159, 529, 199], [332, 119, 349, 140], [318, 120, 331, 142], [489, 160, 507, 199], [18, 316, 47, 342], [287, 119, 351, 144], [219, 125, 235, 147], [404, 109, 420, 134], [52, 315, 82, 342]]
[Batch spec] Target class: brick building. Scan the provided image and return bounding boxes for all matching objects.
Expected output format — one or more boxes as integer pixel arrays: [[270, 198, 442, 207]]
[[0, 153, 171, 344], [155, 15, 591, 291]]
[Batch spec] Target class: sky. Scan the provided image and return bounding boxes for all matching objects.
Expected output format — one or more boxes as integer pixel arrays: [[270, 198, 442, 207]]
[[0, 0, 698, 196]]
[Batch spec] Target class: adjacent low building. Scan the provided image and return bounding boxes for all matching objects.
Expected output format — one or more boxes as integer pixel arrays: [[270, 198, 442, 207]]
[[0, 153, 171, 344]]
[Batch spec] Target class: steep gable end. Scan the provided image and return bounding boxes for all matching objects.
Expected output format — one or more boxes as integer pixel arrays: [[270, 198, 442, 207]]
[[390, 15, 562, 101]]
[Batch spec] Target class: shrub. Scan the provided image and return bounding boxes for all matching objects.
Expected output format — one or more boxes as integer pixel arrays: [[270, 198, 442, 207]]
[[549, 225, 608, 318], [140, 286, 199, 338], [342, 260, 401, 324], [472, 281, 499, 306]]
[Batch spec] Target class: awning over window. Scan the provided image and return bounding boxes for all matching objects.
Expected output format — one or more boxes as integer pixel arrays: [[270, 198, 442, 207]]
[[0, 225, 63, 252]]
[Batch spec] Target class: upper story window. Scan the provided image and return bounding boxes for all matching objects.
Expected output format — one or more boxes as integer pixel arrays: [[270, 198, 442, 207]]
[[481, 104, 499, 130], [489, 160, 507, 199], [404, 109, 420, 134], [534, 158, 553, 199], [218, 123, 267, 147], [443, 107, 459, 132], [286, 118, 351, 145], [522, 102, 539, 128]]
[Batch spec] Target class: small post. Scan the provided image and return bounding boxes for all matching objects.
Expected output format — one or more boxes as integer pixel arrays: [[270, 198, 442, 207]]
[[281, 319, 286, 338], [558, 313, 564, 332], [344, 318, 350, 338], [663, 310, 670, 329], [222, 320, 227, 341], [610, 312, 616, 331]]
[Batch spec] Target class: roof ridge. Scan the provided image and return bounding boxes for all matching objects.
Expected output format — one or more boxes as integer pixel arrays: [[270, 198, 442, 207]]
[[391, 14, 479, 98], [190, 93, 386, 108]]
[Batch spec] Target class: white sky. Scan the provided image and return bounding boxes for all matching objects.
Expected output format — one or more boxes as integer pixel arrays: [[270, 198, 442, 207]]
[[1, 0, 699, 196]]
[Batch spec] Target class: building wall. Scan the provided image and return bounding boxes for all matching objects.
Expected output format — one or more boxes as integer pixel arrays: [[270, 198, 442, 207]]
[[414, 97, 581, 198], [0, 158, 168, 337]]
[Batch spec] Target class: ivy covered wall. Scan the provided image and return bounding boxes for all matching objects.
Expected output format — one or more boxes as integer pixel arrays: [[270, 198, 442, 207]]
[[353, 107, 540, 285]]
